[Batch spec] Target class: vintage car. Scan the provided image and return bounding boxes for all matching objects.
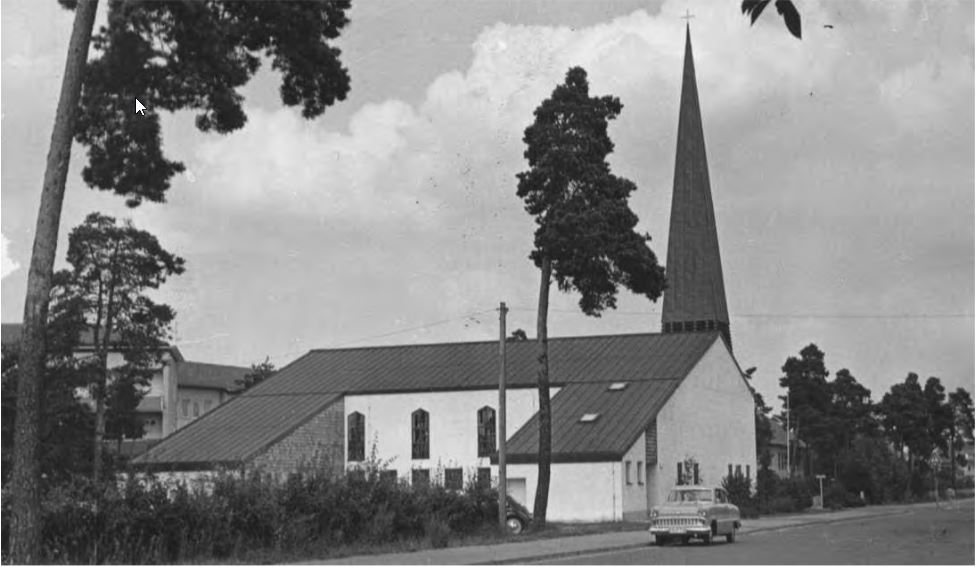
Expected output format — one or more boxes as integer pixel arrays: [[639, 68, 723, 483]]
[[504, 496, 533, 535], [648, 486, 741, 545]]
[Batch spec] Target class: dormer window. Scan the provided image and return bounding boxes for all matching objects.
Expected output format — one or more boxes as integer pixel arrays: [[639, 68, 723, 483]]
[[580, 413, 600, 423]]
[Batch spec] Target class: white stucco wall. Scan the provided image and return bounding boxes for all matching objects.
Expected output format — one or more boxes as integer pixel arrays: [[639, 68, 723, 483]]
[[506, 462, 622, 522], [650, 338, 756, 508], [621, 432, 648, 521], [344, 387, 558, 481]]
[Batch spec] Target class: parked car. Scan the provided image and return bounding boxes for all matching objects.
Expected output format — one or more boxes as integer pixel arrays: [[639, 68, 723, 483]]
[[504, 496, 533, 535], [648, 486, 740, 545]]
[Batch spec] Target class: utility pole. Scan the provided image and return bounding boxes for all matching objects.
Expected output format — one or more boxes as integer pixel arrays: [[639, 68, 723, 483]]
[[498, 301, 508, 532], [786, 387, 791, 478]]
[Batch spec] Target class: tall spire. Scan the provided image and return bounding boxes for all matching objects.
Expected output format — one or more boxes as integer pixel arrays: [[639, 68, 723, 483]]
[[661, 25, 732, 349]]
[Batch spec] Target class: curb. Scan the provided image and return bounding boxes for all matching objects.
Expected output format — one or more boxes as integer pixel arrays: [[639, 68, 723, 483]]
[[477, 508, 915, 565]]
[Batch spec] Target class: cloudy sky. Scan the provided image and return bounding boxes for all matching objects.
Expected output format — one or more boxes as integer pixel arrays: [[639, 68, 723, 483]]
[[2, 0, 973, 405]]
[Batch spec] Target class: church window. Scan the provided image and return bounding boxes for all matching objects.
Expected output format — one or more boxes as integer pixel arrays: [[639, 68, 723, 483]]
[[676, 462, 683, 485], [608, 382, 628, 391], [580, 413, 600, 423], [477, 406, 496, 457], [625, 461, 632, 485], [477, 467, 491, 489], [412, 468, 430, 487], [348, 412, 365, 462], [412, 409, 429, 459], [445, 468, 463, 490], [693, 463, 699, 485], [637, 461, 644, 485]]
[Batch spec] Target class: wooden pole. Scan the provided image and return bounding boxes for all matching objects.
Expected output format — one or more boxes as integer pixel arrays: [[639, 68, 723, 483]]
[[498, 301, 508, 532]]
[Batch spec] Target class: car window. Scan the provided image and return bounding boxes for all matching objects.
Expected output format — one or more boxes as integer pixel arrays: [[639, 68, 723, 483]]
[[714, 490, 725, 503]]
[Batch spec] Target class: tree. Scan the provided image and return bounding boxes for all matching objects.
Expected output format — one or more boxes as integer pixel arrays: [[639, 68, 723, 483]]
[[508, 329, 529, 342], [877, 373, 929, 471], [741, 0, 802, 39], [946, 388, 975, 488], [922, 377, 953, 462], [779, 344, 832, 475], [12, 2, 351, 560], [56, 212, 185, 482], [237, 357, 277, 391], [515, 67, 667, 528], [742, 367, 773, 471], [829, 369, 875, 451]]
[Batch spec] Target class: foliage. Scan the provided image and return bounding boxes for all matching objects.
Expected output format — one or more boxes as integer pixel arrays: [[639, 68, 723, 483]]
[[56, 213, 184, 479], [721, 471, 757, 518], [835, 436, 911, 504], [779, 344, 832, 475], [74, 0, 352, 206], [508, 329, 529, 342], [741, 0, 802, 39], [2, 463, 505, 564], [238, 356, 277, 391], [516, 66, 667, 528]]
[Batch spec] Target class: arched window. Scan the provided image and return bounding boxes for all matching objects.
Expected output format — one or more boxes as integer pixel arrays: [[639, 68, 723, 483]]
[[412, 409, 429, 459], [348, 412, 365, 462], [477, 406, 496, 457]]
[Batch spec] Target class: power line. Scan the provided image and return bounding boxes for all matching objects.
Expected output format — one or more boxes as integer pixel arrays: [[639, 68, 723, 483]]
[[505, 306, 973, 320]]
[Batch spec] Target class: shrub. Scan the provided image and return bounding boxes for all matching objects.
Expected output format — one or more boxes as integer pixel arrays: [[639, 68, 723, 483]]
[[767, 496, 798, 514], [424, 514, 451, 549]]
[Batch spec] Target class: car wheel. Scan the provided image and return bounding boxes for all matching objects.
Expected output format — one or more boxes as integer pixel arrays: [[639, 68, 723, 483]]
[[726, 528, 736, 543], [654, 535, 670, 546], [506, 516, 525, 535]]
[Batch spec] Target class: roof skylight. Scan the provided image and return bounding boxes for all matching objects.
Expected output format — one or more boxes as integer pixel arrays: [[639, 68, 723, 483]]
[[580, 413, 600, 423], [608, 382, 628, 391]]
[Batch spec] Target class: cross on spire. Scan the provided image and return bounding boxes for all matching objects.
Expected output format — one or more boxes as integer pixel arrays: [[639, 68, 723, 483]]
[[681, 9, 695, 23]]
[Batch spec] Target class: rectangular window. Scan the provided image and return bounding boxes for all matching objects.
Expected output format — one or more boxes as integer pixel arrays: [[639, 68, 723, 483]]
[[380, 470, 397, 485], [477, 467, 491, 489], [477, 407, 496, 458], [625, 461, 632, 485], [637, 461, 644, 485], [445, 468, 463, 490], [412, 410, 429, 460], [412, 468, 430, 488], [728, 463, 733, 478], [676, 462, 683, 485], [347, 412, 365, 462], [735, 464, 742, 477], [693, 463, 699, 485], [192, 401, 200, 417]]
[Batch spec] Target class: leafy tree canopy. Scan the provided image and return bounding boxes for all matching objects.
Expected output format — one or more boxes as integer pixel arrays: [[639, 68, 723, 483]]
[[69, 0, 352, 206], [516, 66, 667, 315], [238, 356, 277, 391]]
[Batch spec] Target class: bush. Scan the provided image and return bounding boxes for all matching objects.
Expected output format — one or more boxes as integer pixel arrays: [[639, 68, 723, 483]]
[[767, 496, 799, 514], [6, 463, 503, 564]]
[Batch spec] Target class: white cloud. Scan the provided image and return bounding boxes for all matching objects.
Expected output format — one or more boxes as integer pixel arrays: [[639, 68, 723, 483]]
[[189, 2, 839, 229], [1, 234, 20, 279]]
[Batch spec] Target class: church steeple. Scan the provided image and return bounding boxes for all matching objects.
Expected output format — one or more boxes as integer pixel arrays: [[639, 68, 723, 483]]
[[661, 25, 732, 349]]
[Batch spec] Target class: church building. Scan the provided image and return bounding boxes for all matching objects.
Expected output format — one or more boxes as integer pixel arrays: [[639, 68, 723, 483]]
[[133, 27, 756, 522]]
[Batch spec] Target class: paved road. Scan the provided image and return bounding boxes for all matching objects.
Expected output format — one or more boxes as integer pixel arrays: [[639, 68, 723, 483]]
[[533, 504, 974, 565]]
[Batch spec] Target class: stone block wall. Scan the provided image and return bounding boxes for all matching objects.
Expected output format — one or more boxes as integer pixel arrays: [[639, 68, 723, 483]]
[[250, 398, 345, 478]]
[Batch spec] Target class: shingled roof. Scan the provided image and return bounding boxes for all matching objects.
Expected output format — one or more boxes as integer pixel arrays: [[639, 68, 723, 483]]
[[133, 331, 723, 470]]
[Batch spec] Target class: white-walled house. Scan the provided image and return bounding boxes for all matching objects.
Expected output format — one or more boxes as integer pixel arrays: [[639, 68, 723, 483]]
[[1, 323, 247, 454], [133, 331, 756, 522]]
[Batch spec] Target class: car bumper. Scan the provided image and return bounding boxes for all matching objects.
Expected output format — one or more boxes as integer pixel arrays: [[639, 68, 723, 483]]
[[648, 525, 710, 536]]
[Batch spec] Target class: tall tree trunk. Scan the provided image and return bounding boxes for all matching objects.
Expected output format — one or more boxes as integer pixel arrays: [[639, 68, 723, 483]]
[[92, 353, 109, 483], [531, 256, 552, 530], [10, 0, 98, 562]]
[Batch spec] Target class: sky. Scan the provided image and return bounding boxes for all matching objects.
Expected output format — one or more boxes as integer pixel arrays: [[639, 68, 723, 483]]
[[2, 0, 973, 408]]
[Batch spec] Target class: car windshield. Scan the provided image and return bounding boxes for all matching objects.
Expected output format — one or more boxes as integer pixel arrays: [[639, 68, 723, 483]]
[[666, 489, 713, 503]]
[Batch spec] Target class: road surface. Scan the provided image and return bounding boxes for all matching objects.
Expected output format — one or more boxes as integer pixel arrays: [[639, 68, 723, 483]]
[[533, 504, 974, 565]]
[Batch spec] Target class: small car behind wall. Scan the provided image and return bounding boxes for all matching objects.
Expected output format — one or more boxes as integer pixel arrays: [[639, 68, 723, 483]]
[[648, 486, 741, 545]]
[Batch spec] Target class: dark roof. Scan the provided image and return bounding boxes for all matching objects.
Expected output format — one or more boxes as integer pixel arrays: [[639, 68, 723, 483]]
[[498, 380, 683, 463], [133, 392, 341, 469], [174, 361, 248, 392], [661, 27, 730, 339], [0, 322, 184, 361], [133, 332, 723, 470]]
